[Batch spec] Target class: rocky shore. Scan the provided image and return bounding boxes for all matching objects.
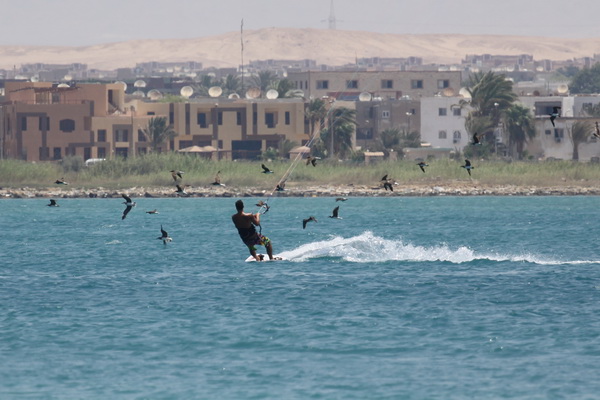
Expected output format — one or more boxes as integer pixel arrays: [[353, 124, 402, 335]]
[[3, 182, 600, 199]]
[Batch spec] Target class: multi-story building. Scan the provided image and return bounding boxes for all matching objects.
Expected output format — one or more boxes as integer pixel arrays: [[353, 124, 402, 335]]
[[287, 70, 462, 101], [0, 81, 312, 162]]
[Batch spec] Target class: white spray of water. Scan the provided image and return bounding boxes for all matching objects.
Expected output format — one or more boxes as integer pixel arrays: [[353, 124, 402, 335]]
[[277, 231, 597, 265]]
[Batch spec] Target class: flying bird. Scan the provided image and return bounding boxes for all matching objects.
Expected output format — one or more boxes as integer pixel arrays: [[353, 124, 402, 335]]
[[305, 156, 321, 167], [54, 178, 68, 185], [146, 209, 159, 214], [335, 197, 348, 202], [170, 170, 184, 181], [255, 200, 270, 213], [381, 174, 389, 182], [461, 159, 474, 176], [471, 133, 482, 145], [157, 225, 172, 245], [121, 194, 136, 220], [275, 180, 286, 191], [329, 206, 341, 219], [549, 107, 561, 127], [175, 184, 189, 196], [417, 161, 429, 173], [383, 181, 394, 191], [212, 171, 225, 186], [47, 199, 59, 207], [302, 216, 318, 229], [261, 164, 274, 174]]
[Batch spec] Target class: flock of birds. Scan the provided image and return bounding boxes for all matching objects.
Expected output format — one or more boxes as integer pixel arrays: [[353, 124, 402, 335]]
[[46, 109, 590, 237]]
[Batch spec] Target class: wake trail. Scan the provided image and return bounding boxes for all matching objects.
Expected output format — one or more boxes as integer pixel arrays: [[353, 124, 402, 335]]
[[277, 232, 600, 265]]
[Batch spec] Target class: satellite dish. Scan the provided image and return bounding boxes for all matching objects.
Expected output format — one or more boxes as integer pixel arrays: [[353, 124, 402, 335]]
[[180, 86, 194, 98], [358, 92, 373, 102], [132, 90, 146, 97], [133, 79, 146, 88], [63, 75, 73, 81], [147, 89, 163, 101], [266, 89, 279, 99], [57, 83, 70, 88], [228, 93, 240, 99], [245, 87, 261, 99], [557, 84, 569, 94], [115, 81, 127, 91], [458, 87, 471, 100], [208, 86, 223, 98], [30, 76, 39, 82]]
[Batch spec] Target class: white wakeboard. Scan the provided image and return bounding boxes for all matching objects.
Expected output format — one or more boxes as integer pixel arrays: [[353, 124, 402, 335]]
[[245, 254, 285, 262]]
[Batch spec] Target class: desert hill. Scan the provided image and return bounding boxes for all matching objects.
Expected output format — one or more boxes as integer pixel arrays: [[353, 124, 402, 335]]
[[0, 28, 598, 71]]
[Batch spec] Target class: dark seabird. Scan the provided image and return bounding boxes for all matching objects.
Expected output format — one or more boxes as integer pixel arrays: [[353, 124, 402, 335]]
[[47, 199, 59, 207], [329, 206, 341, 219], [303, 216, 318, 229], [471, 133, 482, 145], [275, 180, 286, 192], [383, 181, 394, 191], [212, 171, 225, 186], [335, 197, 348, 202], [255, 200, 270, 213], [146, 209, 159, 214], [121, 194, 136, 220], [306, 156, 321, 167], [261, 164, 274, 174], [55, 178, 68, 185], [175, 184, 189, 196], [170, 170, 184, 181], [549, 107, 561, 127], [417, 162, 429, 173], [461, 159, 474, 176], [157, 225, 172, 245]]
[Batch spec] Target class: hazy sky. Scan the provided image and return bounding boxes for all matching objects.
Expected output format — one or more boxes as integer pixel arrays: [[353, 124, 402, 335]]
[[1, 0, 598, 46]]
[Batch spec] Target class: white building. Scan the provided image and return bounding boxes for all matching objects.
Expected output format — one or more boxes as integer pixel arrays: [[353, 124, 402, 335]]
[[419, 96, 470, 150]]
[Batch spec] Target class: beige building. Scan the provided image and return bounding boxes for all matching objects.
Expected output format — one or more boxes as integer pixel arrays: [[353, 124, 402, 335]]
[[1, 81, 312, 162], [287, 70, 462, 100]]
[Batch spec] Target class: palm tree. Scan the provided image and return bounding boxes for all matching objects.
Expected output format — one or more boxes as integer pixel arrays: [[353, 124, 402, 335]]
[[503, 104, 536, 159], [144, 117, 176, 153], [379, 127, 401, 149], [305, 98, 328, 138], [222, 74, 242, 96], [249, 70, 278, 93], [275, 78, 302, 98], [322, 106, 356, 158], [193, 74, 218, 97], [464, 71, 517, 123], [568, 120, 592, 161]]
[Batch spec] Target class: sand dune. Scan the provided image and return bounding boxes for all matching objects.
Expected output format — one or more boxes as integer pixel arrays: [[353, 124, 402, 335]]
[[1, 28, 599, 71]]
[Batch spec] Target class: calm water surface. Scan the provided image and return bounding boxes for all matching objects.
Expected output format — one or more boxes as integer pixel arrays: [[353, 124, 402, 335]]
[[1, 196, 600, 399]]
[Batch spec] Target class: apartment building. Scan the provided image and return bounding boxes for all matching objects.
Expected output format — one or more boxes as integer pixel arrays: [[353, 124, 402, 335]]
[[0, 81, 312, 162], [287, 70, 462, 101]]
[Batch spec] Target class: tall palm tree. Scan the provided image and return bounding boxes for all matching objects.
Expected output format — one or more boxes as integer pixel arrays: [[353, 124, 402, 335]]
[[249, 70, 278, 93], [222, 74, 242, 96], [465, 71, 517, 123], [322, 106, 356, 158], [503, 104, 536, 159], [305, 98, 328, 138], [275, 78, 302, 98], [144, 117, 176, 153], [568, 120, 592, 161]]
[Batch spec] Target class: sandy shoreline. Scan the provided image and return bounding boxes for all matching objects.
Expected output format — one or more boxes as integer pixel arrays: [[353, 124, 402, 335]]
[[3, 183, 600, 199]]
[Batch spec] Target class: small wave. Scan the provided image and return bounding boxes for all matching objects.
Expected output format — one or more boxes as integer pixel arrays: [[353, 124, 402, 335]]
[[278, 232, 598, 265], [105, 240, 122, 245]]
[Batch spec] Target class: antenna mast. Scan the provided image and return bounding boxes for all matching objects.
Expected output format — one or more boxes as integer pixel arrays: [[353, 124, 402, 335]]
[[328, 0, 337, 30], [240, 19, 244, 92]]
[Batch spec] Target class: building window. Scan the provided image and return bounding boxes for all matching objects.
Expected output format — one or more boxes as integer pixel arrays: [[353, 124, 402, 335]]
[[97, 129, 106, 142], [346, 80, 358, 89], [59, 119, 75, 132], [21, 116, 27, 131], [381, 80, 393, 89], [285, 111, 290, 125], [316, 80, 329, 89], [84, 148, 91, 161], [115, 148, 129, 158], [147, 112, 155, 116], [453, 107, 461, 116], [114, 129, 129, 142], [411, 80, 423, 89], [439, 108, 447, 116], [382, 110, 390, 119], [138, 129, 146, 142], [169, 111, 174, 125], [439, 130, 447, 139], [437, 80, 450, 89], [265, 112, 276, 128], [236, 112, 242, 126], [545, 129, 552, 135], [39, 147, 49, 160], [53, 147, 62, 160], [453, 131, 462, 143], [197, 113, 208, 128], [39, 116, 50, 131], [97, 147, 106, 158], [179, 140, 193, 149], [217, 112, 223, 125], [253, 112, 258, 125]]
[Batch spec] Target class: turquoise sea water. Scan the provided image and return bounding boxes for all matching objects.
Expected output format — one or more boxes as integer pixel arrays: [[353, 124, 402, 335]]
[[1, 196, 600, 399]]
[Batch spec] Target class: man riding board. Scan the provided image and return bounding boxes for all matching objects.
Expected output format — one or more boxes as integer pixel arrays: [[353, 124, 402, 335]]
[[232, 199, 276, 261]]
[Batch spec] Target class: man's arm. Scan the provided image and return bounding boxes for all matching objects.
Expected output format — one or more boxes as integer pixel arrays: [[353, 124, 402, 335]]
[[250, 212, 261, 226]]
